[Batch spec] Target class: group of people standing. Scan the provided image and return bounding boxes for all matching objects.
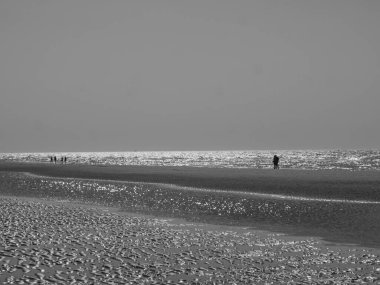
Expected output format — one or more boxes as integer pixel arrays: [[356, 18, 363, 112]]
[[50, 156, 67, 164]]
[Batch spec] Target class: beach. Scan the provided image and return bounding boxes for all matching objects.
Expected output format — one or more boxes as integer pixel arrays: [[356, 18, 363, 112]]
[[1, 197, 380, 284], [1, 162, 380, 200], [1, 162, 380, 283]]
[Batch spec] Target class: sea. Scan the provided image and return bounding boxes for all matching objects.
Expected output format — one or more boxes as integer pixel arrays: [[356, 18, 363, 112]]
[[1, 149, 380, 247], [1, 149, 380, 170]]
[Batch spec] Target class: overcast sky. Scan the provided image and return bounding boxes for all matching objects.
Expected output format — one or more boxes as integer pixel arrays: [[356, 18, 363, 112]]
[[1, 0, 379, 152]]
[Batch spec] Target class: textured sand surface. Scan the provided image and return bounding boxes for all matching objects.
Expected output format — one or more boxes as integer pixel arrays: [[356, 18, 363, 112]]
[[1, 197, 380, 284]]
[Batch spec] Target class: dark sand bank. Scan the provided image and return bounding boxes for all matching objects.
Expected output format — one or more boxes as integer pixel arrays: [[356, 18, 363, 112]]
[[1, 162, 380, 201]]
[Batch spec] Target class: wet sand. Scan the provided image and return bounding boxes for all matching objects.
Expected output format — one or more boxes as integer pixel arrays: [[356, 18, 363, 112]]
[[1, 162, 380, 200], [1, 196, 380, 284]]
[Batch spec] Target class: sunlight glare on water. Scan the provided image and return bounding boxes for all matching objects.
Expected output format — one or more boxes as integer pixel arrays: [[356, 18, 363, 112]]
[[1, 149, 380, 170]]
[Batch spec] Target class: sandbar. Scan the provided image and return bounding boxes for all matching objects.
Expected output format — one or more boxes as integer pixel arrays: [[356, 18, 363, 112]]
[[1, 162, 380, 200]]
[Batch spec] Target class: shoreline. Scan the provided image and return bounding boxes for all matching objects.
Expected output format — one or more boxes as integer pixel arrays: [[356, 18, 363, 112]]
[[1, 161, 380, 201]]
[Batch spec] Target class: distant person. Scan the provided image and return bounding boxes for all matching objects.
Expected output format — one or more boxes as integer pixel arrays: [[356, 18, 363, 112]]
[[64, 156, 67, 164], [54, 156, 57, 164], [273, 155, 280, 169], [50, 156, 53, 163], [60, 157, 64, 164]]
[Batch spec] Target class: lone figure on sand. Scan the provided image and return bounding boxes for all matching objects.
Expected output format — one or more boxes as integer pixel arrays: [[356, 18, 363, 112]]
[[273, 155, 280, 169]]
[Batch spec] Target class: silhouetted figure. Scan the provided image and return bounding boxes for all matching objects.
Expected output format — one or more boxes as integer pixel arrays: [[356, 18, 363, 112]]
[[64, 156, 67, 164], [50, 156, 53, 163], [54, 156, 57, 164], [273, 155, 280, 169], [60, 157, 64, 164]]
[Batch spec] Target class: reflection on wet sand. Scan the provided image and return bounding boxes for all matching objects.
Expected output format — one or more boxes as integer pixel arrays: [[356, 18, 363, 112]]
[[1, 172, 380, 247]]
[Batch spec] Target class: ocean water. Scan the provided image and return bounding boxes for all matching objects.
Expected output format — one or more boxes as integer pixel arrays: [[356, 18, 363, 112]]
[[1, 149, 380, 170]]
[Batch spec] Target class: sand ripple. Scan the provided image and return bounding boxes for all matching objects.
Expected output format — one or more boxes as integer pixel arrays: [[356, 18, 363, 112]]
[[1, 198, 380, 284]]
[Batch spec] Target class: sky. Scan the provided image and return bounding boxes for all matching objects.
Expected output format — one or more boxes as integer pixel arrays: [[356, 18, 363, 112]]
[[1, 0, 379, 152]]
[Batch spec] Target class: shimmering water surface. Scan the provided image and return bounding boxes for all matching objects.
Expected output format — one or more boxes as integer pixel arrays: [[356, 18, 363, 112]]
[[1, 149, 380, 170], [1, 172, 380, 247]]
